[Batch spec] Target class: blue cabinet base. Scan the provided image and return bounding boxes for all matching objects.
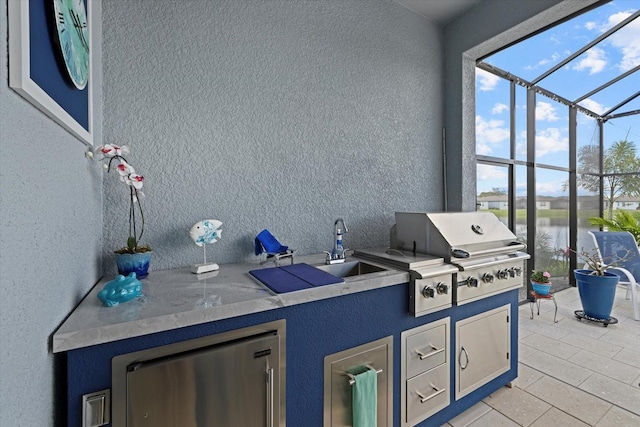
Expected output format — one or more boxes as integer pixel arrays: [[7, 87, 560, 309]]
[[66, 285, 519, 426]]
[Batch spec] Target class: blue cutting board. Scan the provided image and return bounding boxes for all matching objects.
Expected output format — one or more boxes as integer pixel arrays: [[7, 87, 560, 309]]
[[249, 263, 344, 294]]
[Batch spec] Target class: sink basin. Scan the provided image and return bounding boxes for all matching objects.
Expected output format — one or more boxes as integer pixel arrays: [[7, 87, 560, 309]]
[[316, 261, 387, 278]]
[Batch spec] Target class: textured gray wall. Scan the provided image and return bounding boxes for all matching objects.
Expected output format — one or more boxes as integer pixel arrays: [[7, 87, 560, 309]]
[[102, 0, 445, 273], [0, 2, 103, 426]]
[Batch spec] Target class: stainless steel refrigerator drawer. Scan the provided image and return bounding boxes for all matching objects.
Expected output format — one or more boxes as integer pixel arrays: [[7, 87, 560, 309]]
[[112, 320, 286, 427], [406, 324, 446, 379], [406, 363, 449, 422]]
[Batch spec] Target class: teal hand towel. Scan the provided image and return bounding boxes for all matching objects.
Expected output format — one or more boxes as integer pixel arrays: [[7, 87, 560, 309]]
[[352, 369, 377, 427]]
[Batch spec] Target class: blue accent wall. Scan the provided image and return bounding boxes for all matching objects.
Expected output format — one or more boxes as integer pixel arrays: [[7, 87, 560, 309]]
[[67, 286, 519, 426]]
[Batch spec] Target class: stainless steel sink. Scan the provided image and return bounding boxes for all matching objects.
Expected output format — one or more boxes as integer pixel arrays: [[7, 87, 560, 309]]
[[316, 261, 387, 278]]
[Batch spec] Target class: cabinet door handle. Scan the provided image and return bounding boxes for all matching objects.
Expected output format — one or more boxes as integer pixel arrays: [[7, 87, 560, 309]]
[[459, 346, 469, 370], [266, 367, 274, 427], [415, 344, 444, 360], [415, 383, 446, 403]]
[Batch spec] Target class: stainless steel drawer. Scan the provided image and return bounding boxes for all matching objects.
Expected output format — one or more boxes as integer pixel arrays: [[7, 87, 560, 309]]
[[406, 324, 446, 379], [406, 363, 449, 422]]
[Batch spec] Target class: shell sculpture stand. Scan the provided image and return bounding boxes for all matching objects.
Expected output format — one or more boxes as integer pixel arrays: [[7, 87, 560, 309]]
[[189, 219, 223, 274]]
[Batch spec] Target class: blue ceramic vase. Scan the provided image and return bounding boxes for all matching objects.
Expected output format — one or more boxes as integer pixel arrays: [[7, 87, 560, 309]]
[[574, 269, 619, 320], [116, 252, 152, 279]]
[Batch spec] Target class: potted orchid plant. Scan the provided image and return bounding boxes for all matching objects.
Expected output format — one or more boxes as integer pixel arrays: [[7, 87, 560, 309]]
[[91, 144, 152, 278]]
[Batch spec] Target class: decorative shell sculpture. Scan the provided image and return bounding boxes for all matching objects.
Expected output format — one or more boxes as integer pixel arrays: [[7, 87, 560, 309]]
[[189, 219, 222, 274]]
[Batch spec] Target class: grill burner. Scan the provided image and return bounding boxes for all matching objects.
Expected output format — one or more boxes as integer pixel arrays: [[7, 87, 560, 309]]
[[355, 212, 530, 316]]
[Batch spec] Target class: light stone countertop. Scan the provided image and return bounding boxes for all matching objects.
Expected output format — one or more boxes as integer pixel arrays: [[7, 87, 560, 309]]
[[52, 253, 409, 353]]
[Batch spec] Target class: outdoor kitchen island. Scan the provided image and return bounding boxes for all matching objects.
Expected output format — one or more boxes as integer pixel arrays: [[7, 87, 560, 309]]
[[55, 249, 522, 427]]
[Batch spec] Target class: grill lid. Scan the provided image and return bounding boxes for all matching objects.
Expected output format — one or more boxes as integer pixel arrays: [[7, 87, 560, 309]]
[[394, 212, 525, 261]]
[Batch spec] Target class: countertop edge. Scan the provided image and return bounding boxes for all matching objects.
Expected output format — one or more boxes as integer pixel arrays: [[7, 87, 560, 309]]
[[53, 264, 409, 353]]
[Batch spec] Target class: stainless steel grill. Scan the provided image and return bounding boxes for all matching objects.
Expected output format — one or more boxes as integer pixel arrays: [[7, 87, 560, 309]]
[[355, 212, 530, 316]]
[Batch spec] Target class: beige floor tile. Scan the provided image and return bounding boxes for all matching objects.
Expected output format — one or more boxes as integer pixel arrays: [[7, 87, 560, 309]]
[[525, 375, 612, 425], [520, 348, 593, 387], [633, 371, 640, 388], [554, 290, 581, 306], [514, 363, 545, 390], [595, 405, 640, 427], [483, 386, 551, 426], [555, 305, 581, 321], [523, 307, 563, 325], [556, 316, 610, 340], [529, 407, 589, 427], [519, 318, 571, 341], [560, 330, 623, 358], [613, 348, 640, 369], [521, 332, 581, 360], [607, 320, 640, 338], [568, 349, 640, 384], [519, 328, 534, 339], [600, 329, 640, 353], [467, 409, 520, 427], [447, 401, 492, 427], [519, 342, 537, 360], [620, 316, 640, 331], [579, 372, 640, 416]]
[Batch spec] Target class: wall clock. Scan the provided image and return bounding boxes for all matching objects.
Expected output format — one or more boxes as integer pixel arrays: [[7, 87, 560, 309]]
[[52, 0, 90, 90]]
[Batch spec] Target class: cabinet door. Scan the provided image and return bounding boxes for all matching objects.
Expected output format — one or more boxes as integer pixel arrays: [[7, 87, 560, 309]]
[[456, 304, 510, 400]]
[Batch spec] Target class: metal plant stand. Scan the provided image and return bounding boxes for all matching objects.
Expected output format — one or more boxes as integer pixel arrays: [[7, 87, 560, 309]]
[[574, 310, 618, 327], [530, 291, 558, 323]]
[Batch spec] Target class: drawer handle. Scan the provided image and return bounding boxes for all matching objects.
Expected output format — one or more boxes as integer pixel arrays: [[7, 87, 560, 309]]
[[459, 346, 469, 370], [415, 383, 446, 403], [416, 344, 444, 360]]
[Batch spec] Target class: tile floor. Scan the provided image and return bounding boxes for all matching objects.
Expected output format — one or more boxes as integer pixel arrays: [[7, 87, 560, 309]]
[[444, 285, 640, 427]]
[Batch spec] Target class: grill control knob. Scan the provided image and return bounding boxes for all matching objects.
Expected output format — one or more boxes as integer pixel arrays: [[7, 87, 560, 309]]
[[436, 282, 449, 294], [514, 267, 522, 276], [497, 269, 509, 280], [464, 276, 478, 287], [422, 286, 436, 299], [482, 273, 494, 283], [508, 268, 516, 278]]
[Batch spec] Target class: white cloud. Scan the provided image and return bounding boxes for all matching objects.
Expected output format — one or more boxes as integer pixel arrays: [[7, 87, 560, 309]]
[[476, 68, 500, 92], [536, 127, 568, 157], [492, 103, 508, 114], [572, 47, 607, 74], [536, 101, 560, 122], [476, 115, 510, 156], [525, 52, 562, 70], [584, 10, 640, 72], [578, 98, 607, 115], [606, 11, 640, 71], [477, 164, 507, 180], [536, 181, 564, 195]]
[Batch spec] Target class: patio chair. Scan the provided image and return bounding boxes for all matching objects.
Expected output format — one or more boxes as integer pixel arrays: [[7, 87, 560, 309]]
[[589, 231, 640, 321]]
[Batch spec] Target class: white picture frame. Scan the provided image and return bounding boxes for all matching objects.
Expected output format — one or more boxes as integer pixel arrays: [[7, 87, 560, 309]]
[[8, 0, 99, 146]]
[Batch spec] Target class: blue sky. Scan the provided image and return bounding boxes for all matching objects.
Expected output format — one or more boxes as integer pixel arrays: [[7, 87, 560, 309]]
[[476, 1, 639, 197]]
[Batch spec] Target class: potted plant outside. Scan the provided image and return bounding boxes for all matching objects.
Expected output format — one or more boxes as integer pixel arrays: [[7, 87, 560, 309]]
[[573, 249, 621, 321], [91, 144, 152, 278], [530, 270, 551, 295]]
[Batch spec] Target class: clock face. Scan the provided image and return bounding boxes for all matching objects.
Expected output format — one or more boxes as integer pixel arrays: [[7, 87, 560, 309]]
[[53, 0, 89, 90]]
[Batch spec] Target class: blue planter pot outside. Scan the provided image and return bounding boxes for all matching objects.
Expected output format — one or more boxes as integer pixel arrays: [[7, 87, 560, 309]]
[[574, 269, 619, 320], [116, 252, 152, 279]]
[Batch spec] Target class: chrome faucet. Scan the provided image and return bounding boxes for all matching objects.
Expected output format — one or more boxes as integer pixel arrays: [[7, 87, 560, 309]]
[[325, 218, 348, 264]]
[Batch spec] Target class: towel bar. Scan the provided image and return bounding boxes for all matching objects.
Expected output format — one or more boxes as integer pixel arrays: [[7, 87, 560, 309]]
[[346, 367, 383, 386]]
